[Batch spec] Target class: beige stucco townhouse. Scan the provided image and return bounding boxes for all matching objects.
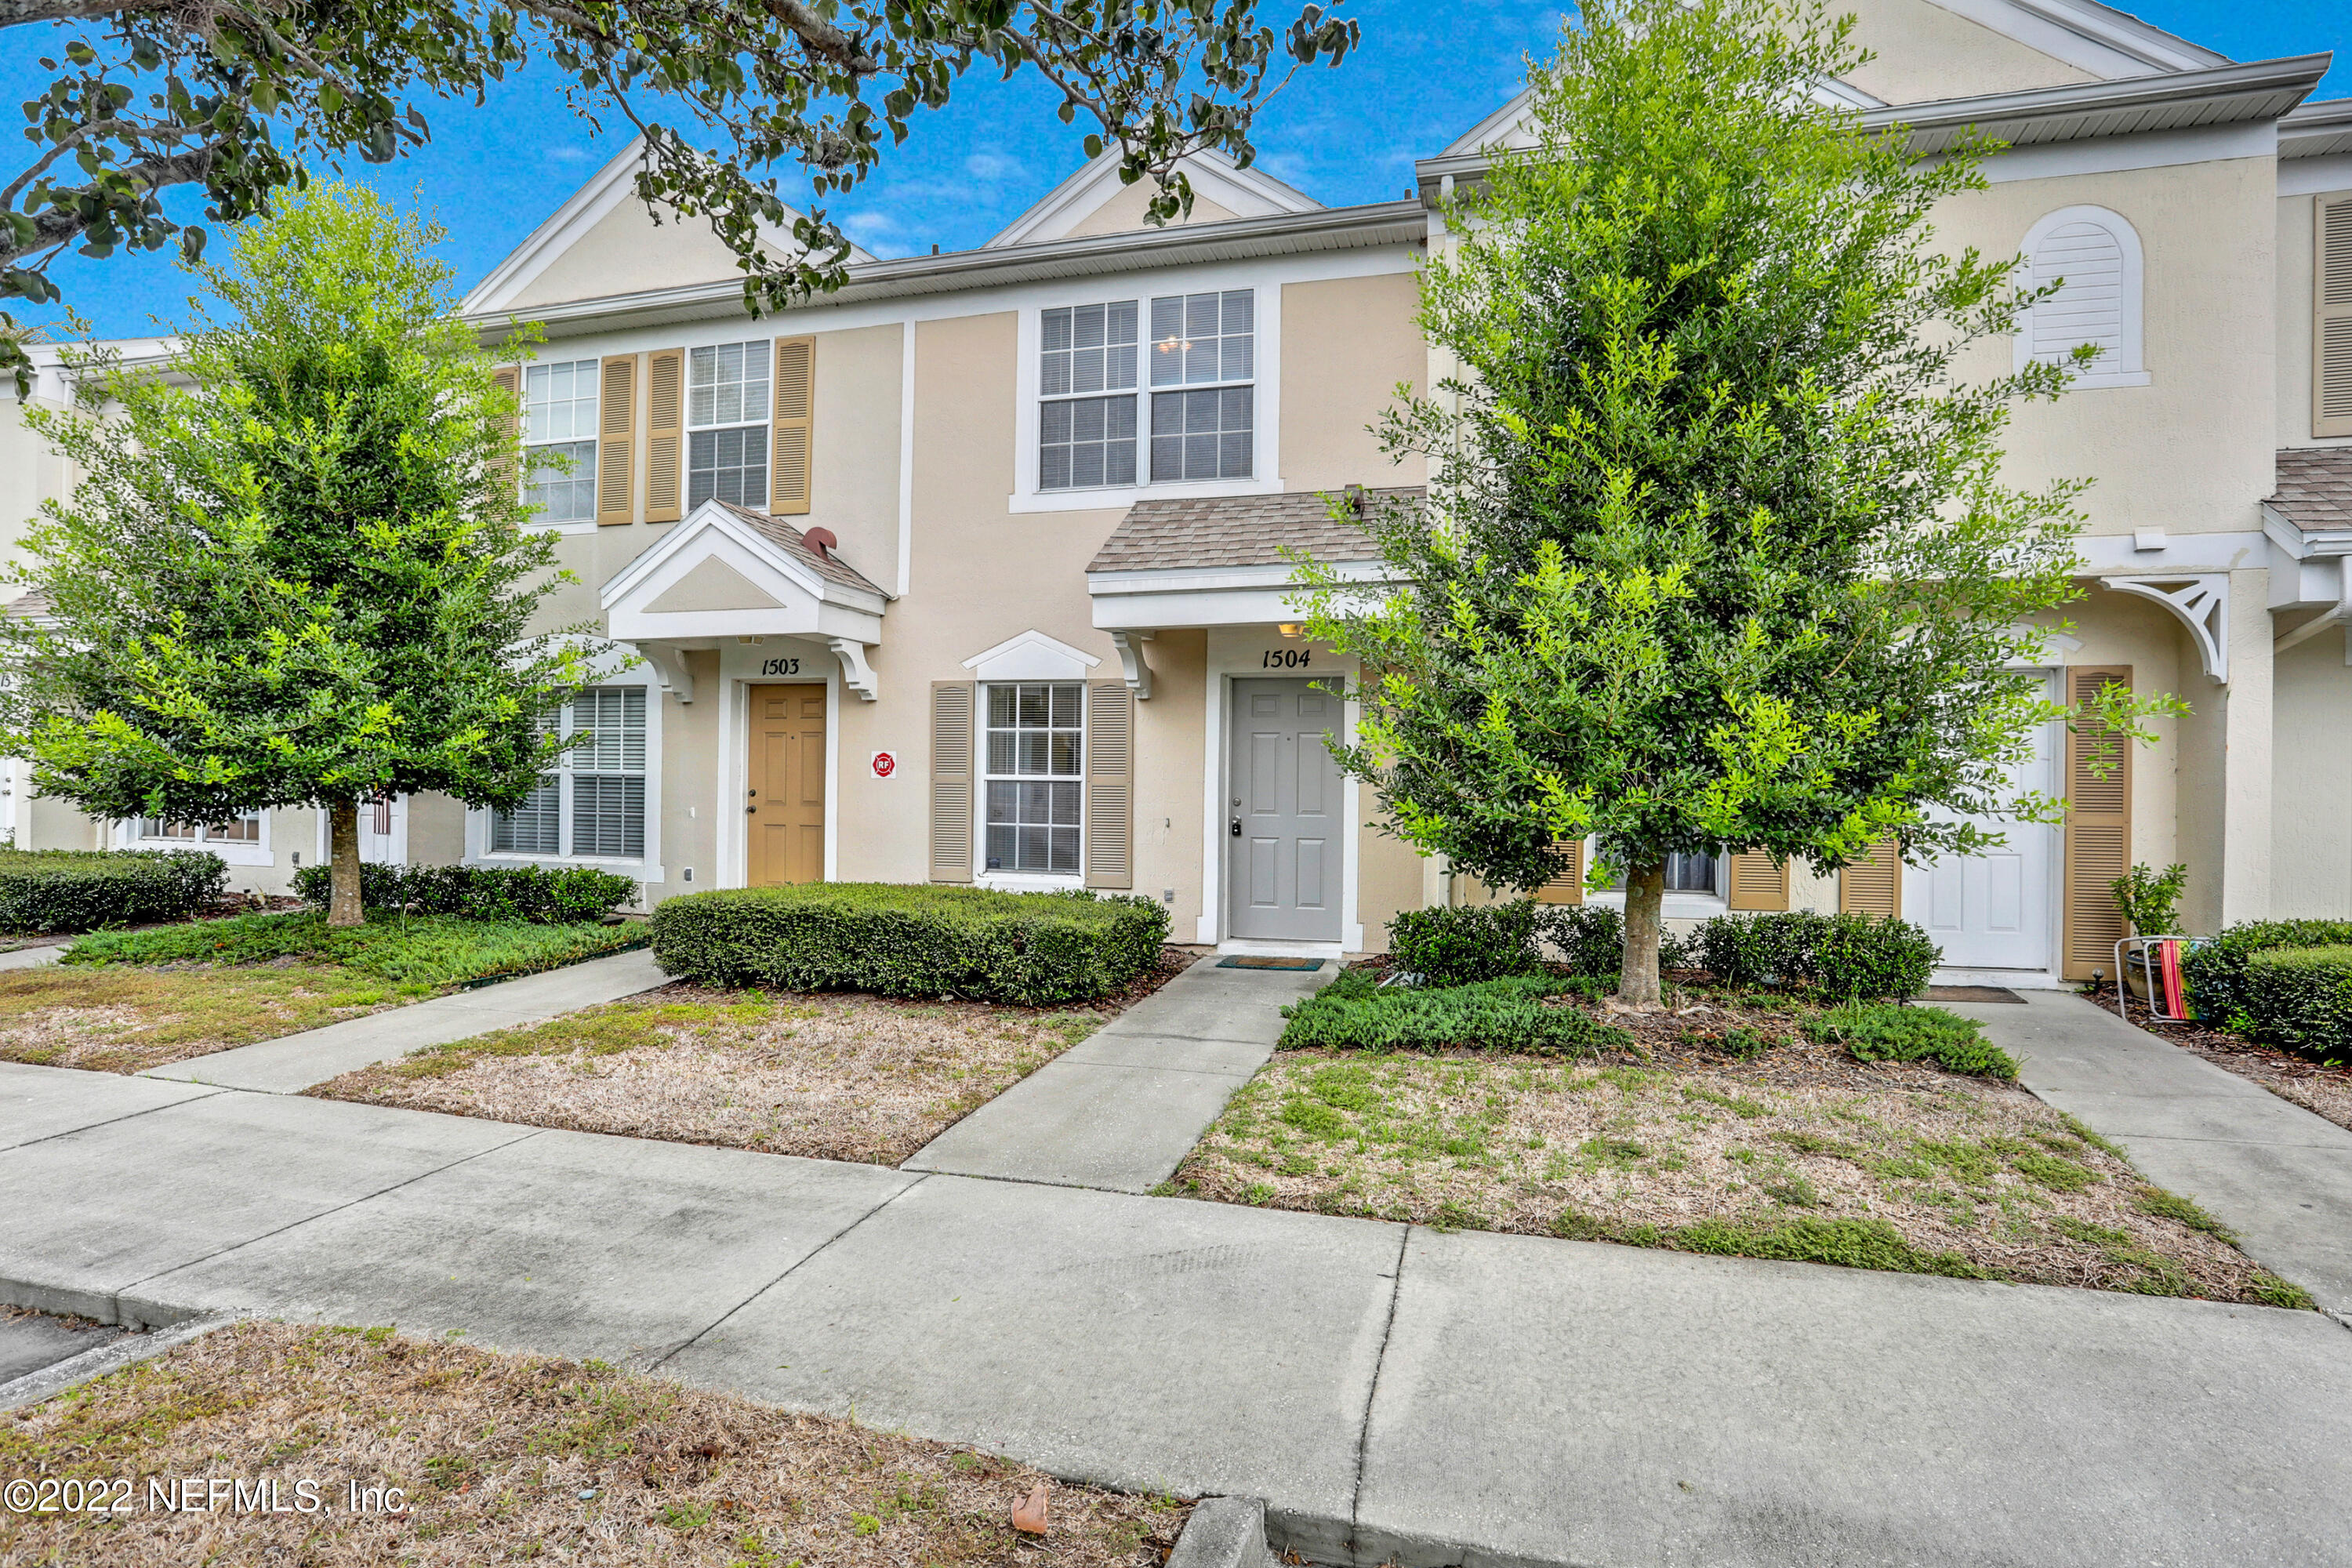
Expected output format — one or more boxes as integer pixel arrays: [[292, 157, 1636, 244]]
[[4, 0, 2351, 990]]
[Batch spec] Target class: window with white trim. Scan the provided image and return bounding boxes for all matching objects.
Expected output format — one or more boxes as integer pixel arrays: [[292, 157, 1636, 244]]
[[523, 359, 598, 524], [1039, 301, 1139, 490], [983, 683, 1083, 874], [1148, 289, 1254, 481], [491, 687, 647, 859], [688, 341, 770, 509], [136, 815, 262, 844], [1592, 851, 1722, 898]]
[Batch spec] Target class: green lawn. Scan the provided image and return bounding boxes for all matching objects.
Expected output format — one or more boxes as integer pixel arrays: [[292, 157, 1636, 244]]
[[63, 909, 644, 990]]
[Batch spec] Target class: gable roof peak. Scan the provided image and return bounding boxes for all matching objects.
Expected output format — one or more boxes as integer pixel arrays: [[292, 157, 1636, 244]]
[[983, 145, 1321, 249]]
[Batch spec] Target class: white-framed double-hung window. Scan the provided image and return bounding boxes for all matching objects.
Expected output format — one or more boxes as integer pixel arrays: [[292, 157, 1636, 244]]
[[491, 686, 648, 860], [688, 341, 771, 509], [1039, 302, 1139, 490], [523, 359, 599, 524], [982, 683, 1083, 875], [1148, 289, 1254, 481]]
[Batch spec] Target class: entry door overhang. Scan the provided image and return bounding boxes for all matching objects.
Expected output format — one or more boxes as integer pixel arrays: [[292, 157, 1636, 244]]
[[602, 498, 887, 647]]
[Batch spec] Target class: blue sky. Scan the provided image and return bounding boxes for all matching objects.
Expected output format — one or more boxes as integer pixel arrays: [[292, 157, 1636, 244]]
[[4, 0, 2343, 340]]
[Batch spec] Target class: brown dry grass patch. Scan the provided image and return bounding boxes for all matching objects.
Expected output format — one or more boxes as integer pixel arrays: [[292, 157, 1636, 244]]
[[1173, 1030, 2310, 1307], [312, 985, 1115, 1164], [0, 964, 398, 1075], [0, 1319, 1185, 1567]]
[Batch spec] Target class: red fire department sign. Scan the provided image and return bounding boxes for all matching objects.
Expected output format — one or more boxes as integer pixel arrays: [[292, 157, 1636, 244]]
[[870, 751, 897, 779]]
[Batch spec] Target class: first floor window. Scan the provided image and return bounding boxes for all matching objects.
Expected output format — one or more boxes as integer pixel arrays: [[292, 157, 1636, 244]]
[[1595, 851, 1722, 897], [523, 358, 599, 524], [491, 686, 648, 859], [983, 682, 1082, 874], [136, 815, 261, 843]]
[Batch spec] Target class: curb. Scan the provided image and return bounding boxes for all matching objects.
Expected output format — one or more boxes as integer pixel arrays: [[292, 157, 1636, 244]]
[[1172, 1497, 1280, 1568], [0, 1312, 238, 1411], [0, 1272, 210, 1332]]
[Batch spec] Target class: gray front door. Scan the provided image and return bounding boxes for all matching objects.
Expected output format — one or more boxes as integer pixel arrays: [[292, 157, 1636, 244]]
[[1227, 678, 1343, 942]]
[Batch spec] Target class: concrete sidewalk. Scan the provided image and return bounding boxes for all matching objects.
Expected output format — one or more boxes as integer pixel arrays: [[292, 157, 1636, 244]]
[[2, 1058, 2349, 1567], [1946, 989, 2352, 1316], [903, 956, 1331, 1191], [138, 947, 673, 1093]]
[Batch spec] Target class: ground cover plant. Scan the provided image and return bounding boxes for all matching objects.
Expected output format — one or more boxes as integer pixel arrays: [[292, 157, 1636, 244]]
[[63, 909, 644, 991], [312, 977, 1163, 1163], [0, 961, 401, 1074], [0, 1319, 1186, 1567], [1176, 989, 2307, 1306], [652, 882, 1171, 1005], [0, 848, 226, 934]]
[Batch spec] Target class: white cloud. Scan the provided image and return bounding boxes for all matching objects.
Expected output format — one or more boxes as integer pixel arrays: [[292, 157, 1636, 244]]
[[840, 211, 907, 252], [544, 145, 599, 165], [965, 151, 1021, 182]]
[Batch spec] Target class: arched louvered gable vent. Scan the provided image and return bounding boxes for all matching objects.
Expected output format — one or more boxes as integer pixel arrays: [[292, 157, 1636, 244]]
[[2016, 206, 2148, 389]]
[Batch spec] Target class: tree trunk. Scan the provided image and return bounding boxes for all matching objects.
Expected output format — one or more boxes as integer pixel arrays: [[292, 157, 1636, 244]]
[[327, 800, 364, 928], [1615, 861, 1667, 1009]]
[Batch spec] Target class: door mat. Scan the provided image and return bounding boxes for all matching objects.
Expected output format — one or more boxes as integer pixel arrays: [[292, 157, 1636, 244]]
[[1216, 956, 1325, 971], [1923, 985, 2025, 1004]]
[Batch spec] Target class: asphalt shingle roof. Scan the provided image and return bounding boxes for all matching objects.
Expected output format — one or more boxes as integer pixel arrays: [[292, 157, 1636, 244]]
[[1086, 486, 1419, 574], [717, 501, 887, 595], [2267, 448, 2352, 535]]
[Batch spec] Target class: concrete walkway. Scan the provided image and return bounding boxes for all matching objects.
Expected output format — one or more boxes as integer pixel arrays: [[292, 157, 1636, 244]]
[[1945, 989, 2352, 1317], [2, 1058, 2349, 1566], [903, 956, 1331, 1191], [137, 948, 673, 1093]]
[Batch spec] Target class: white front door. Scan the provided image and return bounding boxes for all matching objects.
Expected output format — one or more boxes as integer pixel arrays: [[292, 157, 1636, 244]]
[[1903, 694, 2058, 974], [360, 796, 406, 865]]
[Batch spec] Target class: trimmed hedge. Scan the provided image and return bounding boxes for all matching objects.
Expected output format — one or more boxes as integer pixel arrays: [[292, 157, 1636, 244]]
[[648, 882, 1169, 1004], [1695, 910, 1936, 1000], [2183, 920, 2352, 1027], [2241, 946, 2352, 1062], [1387, 900, 1632, 985], [1277, 970, 1634, 1055], [0, 848, 226, 933], [293, 862, 637, 924]]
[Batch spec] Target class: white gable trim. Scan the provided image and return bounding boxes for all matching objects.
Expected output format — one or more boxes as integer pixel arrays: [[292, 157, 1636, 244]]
[[962, 629, 1102, 681], [462, 139, 873, 317], [1440, 76, 1884, 158], [602, 499, 886, 644], [985, 147, 1321, 249], [1919, 0, 2227, 80]]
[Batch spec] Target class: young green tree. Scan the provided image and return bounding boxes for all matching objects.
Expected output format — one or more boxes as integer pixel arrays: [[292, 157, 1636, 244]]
[[0, 183, 594, 926], [1292, 0, 2174, 1007]]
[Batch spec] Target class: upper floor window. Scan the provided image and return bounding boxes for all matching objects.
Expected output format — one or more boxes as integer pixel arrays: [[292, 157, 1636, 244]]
[[688, 342, 770, 510], [524, 359, 598, 524], [2016, 206, 2147, 390], [983, 682, 1083, 874], [491, 686, 648, 860], [1036, 289, 1254, 490]]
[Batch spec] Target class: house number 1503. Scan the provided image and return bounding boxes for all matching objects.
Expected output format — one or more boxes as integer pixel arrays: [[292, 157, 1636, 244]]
[[760, 657, 802, 675], [1260, 648, 1310, 668]]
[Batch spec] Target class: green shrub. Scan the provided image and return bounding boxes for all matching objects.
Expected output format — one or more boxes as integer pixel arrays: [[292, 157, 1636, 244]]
[[1694, 909, 1936, 999], [1804, 1002, 2018, 1080], [646, 882, 1168, 1004], [0, 848, 227, 933], [1545, 904, 1628, 976], [62, 910, 643, 989], [1278, 971, 1634, 1055], [2183, 920, 2352, 1029], [1386, 901, 1544, 985], [292, 862, 637, 923], [2241, 946, 2352, 1062]]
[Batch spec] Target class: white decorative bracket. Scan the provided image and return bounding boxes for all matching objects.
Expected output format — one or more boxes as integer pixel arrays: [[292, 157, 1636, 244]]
[[2100, 574, 2227, 684], [2271, 557, 2352, 666], [1109, 629, 1155, 700], [829, 637, 878, 702], [631, 641, 695, 704]]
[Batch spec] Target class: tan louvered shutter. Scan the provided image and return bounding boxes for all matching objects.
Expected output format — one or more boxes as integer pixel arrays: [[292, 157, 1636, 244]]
[[930, 681, 974, 884], [1083, 681, 1134, 889], [644, 347, 684, 522], [596, 354, 636, 525], [771, 336, 814, 516], [491, 365, 521, 498], [1727, 851, 1790, 912], [2318, 196, 2352, 439], [1839, 840, 1901, 917], [1531, 840, 1583, 905], [2063, 665, 2133, 980]]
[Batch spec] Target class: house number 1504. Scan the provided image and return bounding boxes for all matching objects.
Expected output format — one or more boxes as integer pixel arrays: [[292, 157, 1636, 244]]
[[760, 657, 801, 675], [1260, 648, 1310, 668]]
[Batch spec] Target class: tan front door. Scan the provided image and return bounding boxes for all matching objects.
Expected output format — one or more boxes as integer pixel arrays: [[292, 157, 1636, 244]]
[[748, 684, 826, 886]]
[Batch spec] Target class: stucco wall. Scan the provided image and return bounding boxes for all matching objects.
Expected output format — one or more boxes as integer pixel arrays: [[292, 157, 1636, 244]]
[[510, 198, 768, 310], [1831, 0, 2094, 104], [2271, 630, 2352, 918], [1279, 272, 1427, 492], [1063, 183, 1240, 241]]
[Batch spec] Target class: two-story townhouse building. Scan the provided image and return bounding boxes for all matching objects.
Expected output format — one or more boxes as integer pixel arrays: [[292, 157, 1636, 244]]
[[4, 0, 2350, 992]]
